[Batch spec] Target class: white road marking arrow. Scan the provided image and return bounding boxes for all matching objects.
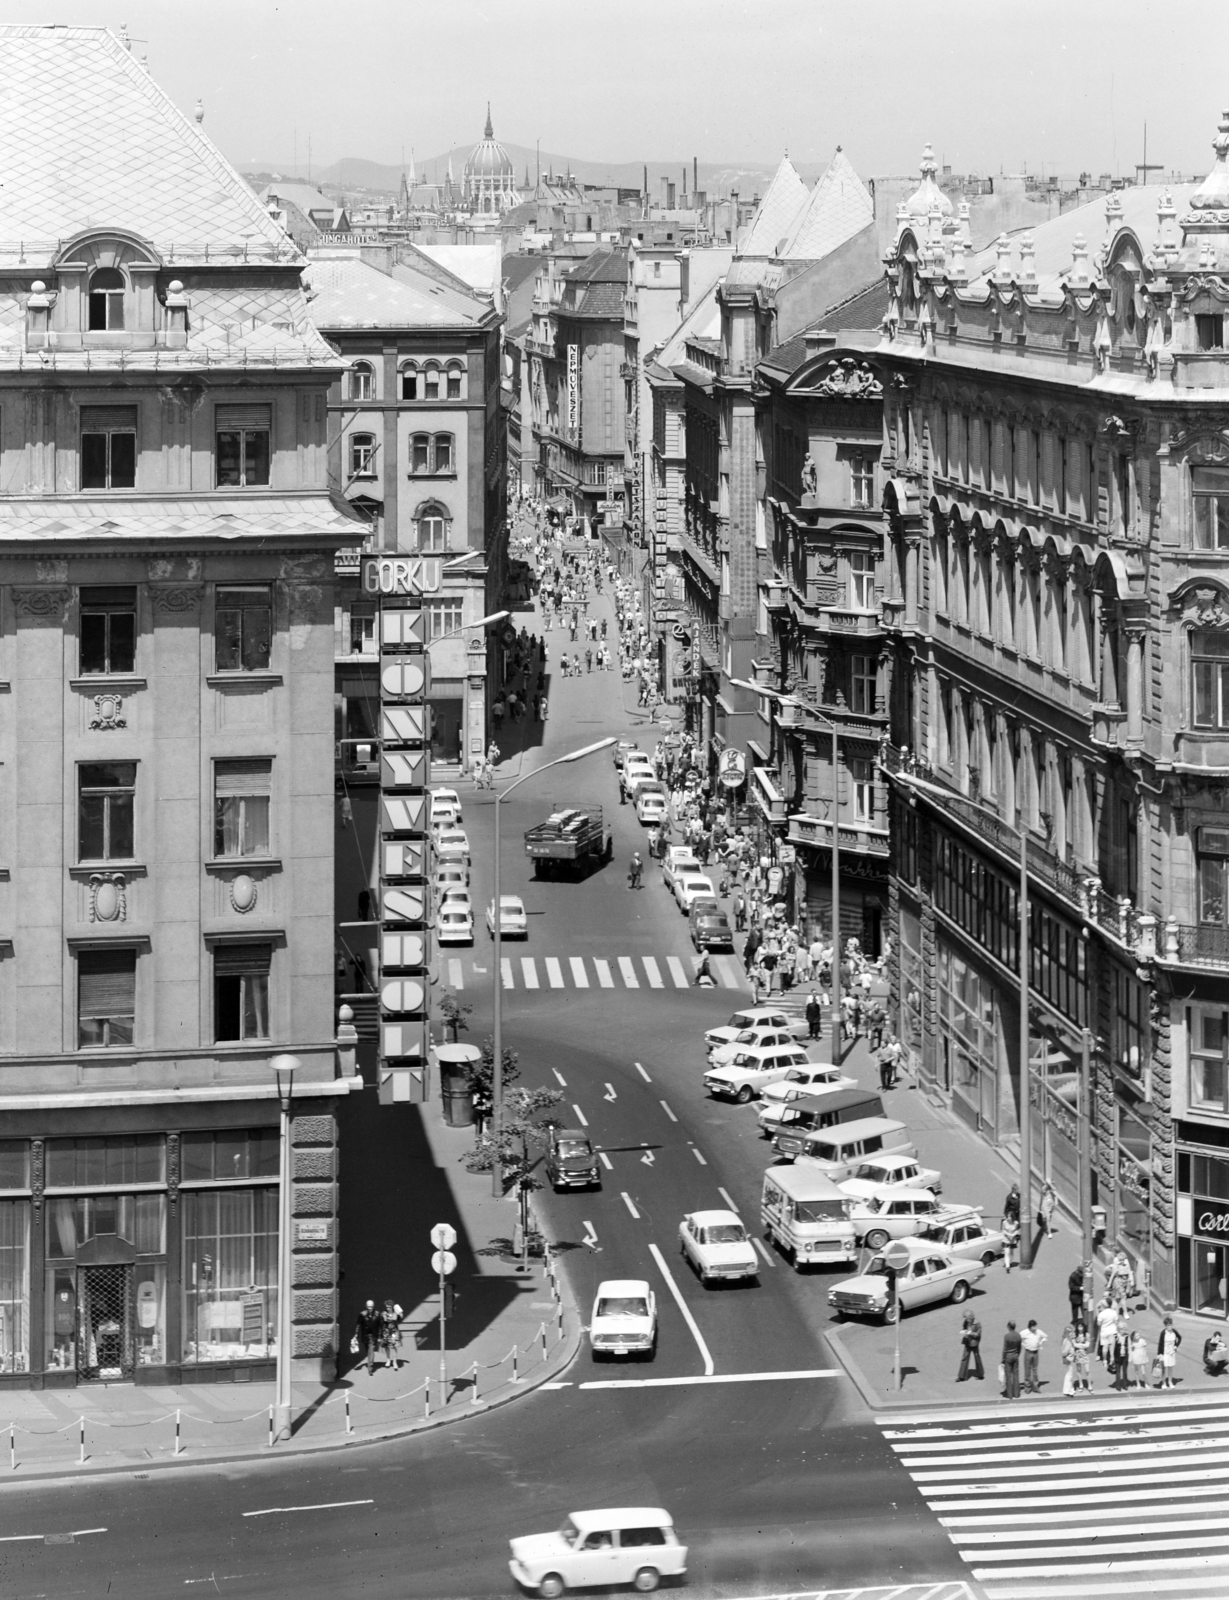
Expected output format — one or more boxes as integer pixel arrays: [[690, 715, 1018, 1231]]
[[604, 1083, 617, 1101], [640, 1147, 656, 1167]]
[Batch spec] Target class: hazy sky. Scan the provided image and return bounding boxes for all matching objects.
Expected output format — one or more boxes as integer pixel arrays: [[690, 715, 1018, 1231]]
[[9, 1, 1228, 180]]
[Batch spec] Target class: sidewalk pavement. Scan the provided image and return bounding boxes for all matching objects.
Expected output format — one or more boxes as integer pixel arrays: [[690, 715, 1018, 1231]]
[[822, 1029, 1225, 1410], [0, 1091, 580, 1480]]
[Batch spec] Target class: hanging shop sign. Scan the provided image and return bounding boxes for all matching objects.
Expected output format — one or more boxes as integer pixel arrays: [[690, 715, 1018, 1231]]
[[567, 343, 580, 433], [718, 748, 747, 789]]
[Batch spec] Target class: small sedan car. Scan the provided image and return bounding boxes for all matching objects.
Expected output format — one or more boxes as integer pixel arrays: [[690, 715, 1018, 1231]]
[[637, 791, 669, 826], [433, 862, 469, 901], [509, 1508, 687, 1598], [679, 1209, 758, 1284], [589, 1280, 656, 1359], [612, 741, 642, 771], [842, 1184, 945, 1249], [486, 894, 528, 938], [673, 872, 716, 913], [827, 1238, 985, 1324], [704, 1007, 809, 1050], [921, 1210, 1005, 1267], [623, 762, 657, 799], [689, 900, 732, 951], [546, 1128, 600, 1191], [704, 1043, 810, 1103], [434, 826, 470, 863], [846, 1153, 943, 1194], [708, 1025, 801, 1068], [663, 849, 702, 894], [430, 787, 462, 827], [436, 902, 473, 945]]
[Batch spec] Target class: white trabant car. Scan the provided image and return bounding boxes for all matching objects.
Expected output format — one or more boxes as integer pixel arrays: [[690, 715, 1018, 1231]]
[[486, 894, 528, 938], [757, 1066, 858, 1134], [637, 791, 668, 827], [827, 1237, 985, 1324], [672, 872, 716, 914], [509, 1507, 687, 1598], [433, 826, 470, 863], [430, 787, 462, 828], [704, 1007, 808, 1050], [704, 1042, 810, 1104], [708, 1024, 801, 1068], [845, 1152, 942, 1194], [436, 902, 473, 945], [589, 1279, 656, 1359], [678, 1209, 758, 1284]]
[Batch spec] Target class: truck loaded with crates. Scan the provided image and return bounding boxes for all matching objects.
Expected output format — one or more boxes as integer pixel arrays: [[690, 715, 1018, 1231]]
[[524, 806, 612, 877]]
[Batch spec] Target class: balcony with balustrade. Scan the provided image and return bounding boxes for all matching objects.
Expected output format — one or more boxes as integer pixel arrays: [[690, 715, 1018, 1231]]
[[1160, 919, 1229, 972]]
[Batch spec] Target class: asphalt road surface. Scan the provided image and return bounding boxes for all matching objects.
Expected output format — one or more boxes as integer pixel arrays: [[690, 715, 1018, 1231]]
[[0, 639, 964, 1599]]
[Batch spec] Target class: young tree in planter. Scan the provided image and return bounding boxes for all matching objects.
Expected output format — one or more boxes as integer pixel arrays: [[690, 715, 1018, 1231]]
[[463, 1085, 564, 1268], [438, 988, 473, 1043]]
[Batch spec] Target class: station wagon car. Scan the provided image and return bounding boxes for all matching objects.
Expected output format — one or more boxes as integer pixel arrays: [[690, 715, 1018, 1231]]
[[509, 1507, 687, 1597], [828, 1238, 985, 1323]]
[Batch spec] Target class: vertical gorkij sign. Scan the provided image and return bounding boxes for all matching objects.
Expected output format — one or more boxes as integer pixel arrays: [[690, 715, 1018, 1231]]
[[365, 554, 441, 1104]]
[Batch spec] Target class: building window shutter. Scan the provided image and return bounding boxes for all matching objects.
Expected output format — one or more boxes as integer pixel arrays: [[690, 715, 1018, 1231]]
[[213, 942, 272, 977]]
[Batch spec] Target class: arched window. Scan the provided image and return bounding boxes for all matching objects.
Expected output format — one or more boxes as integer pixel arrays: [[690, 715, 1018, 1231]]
[[446, 362, 464, 400], [349, 362, 374, 402], [88, 268, 126, 331], [416, 503, 451, 552], [349, 432, 376, 478], [423, 364, 441, 401], [400, 363, 419, 401], [433, 433, 454, 474]]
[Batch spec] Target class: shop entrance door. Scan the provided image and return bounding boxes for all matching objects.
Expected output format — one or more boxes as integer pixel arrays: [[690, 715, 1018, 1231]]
[[77, 1265, 134, 1381], [1195, 1242, 1228, 1318]]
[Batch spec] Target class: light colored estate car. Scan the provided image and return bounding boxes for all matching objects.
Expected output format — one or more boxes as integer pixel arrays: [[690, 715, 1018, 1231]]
[[678, 1209, 758, 1284], [827, 1238, 986, 1323], [589, 1280, 656, 1359], [509, 1507, 687, 1597], [704, 1043, 810, 1103], [704, 1007, 808, 1050]]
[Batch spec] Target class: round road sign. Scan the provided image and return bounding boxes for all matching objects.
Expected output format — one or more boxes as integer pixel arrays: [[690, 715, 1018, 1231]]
[[431, 1250, 458, 1277], [430, 1223, 458, 1250], [881, 1240, 912, 1272]]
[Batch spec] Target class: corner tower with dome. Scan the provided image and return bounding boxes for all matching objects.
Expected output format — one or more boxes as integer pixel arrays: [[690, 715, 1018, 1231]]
[[463, 106, 521, 216]]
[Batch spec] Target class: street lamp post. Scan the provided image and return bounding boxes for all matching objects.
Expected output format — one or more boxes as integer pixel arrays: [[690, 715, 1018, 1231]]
[[270, 1053, 300, 1443], [489, 736, 616, 1197]]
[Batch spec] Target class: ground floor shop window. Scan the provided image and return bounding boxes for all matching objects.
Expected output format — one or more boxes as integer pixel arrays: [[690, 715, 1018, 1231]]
[[938, 938, 1003, 1139], [43, 1196, 167, 1377], [899, 905, 924, 1075], [1177, 1150, 1229, 1317], [0, 1201, 29, 1373], [182, 1187, 278, 1364]]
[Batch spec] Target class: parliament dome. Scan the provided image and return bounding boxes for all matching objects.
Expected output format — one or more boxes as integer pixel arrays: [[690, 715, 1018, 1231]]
[[463, 106, 520, 214]]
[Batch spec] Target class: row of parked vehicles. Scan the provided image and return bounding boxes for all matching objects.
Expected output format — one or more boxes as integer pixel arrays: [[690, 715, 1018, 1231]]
[[424, 788, 531, 945], [702, 1007, 1004, 1323]]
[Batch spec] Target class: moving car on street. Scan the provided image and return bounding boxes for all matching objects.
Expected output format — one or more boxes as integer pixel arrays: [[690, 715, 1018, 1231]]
[[589, 1280, 656, 1359], [704, 1042, 810, 1103], [509, 1508, 687, 1598], [827, 1238, 985, 1323], [689, 900, 732, 951], [704, 1007, 809, 1050], [678, 1209, 758, 1283], [921, 1209, 1005, 1266], [486, 894, 528, 938], [672, 871, 716, 913], [436, 902, 474, 944], [546, 1128, 601, 1191]]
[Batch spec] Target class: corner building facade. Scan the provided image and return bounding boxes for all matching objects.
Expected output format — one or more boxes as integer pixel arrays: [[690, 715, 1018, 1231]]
[[876, 127, 1229, 1312], [0, 26, 360, 1387]]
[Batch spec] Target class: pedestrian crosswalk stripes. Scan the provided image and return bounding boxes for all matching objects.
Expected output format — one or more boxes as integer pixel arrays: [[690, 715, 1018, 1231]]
[[442, 951, 748, 993], [881, 1399, 1229, 1600]]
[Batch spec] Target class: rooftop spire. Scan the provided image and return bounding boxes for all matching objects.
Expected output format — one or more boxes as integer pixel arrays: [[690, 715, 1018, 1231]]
[[484, 102, 494, 140]]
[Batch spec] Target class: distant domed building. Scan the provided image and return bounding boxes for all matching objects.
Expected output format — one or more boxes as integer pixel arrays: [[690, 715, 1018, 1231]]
[[463, 105, 520, 215]]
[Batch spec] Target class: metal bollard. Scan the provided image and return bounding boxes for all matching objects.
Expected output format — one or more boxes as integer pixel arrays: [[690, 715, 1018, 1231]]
[[79, 1416, 85, 1465], [9, 1422, 14, 1472], [422, 1382, 430, 1421], [471, 1364, 480, 1406], [539, 1321, 547, 1362], [174, 1408, 181, 1457], [512, 1343, 520, 1383], [345, 1392, 352, 1435]]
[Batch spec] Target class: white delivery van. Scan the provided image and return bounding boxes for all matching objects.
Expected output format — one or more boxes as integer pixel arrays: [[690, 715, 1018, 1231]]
[[760, 1164, 857, 1270], [794, 1116, 915, 1183]]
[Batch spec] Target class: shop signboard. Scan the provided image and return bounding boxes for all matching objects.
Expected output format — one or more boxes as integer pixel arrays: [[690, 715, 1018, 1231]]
[[718, 748, 747, 790], [240, 1292, 265, 1346], [377, 583, 432, 1105], [1195, 1197, 1229, 1239], [777, 844, 796, 865], [567, 344, 580, 433]]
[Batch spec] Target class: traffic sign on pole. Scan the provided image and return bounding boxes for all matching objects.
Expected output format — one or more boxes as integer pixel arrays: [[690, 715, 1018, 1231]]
[[882, 1240, 912, 1271], [430, 1223, 457, 1251], [431, 1250, 458, 1277]]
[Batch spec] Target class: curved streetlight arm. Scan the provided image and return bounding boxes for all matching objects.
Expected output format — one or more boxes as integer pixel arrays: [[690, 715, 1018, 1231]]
[[489, 735, 616, 1195]]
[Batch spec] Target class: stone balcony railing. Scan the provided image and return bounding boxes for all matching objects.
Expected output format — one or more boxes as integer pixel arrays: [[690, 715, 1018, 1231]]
[[787, 812, 890, 857]]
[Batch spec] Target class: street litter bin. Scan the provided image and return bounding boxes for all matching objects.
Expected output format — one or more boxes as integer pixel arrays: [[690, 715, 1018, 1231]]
[[435, 1043, 481, 1128]]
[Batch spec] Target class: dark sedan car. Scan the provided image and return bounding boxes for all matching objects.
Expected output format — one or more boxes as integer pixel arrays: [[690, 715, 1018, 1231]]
[[689, 898, 733, 951]]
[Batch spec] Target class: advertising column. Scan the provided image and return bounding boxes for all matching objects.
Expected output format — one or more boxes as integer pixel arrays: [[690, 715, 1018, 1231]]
[[362, 555, 442, 1104]]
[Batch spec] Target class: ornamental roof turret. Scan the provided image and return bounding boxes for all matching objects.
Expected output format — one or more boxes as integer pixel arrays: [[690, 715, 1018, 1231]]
[[901, 143, 954, 220]]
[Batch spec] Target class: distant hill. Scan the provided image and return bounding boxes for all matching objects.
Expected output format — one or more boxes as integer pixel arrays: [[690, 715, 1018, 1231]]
[[242, 143, 821, 202]]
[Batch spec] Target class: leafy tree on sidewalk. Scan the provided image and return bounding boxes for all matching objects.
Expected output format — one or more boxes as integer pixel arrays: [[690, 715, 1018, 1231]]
[[462, 1084, 564, 1265], [438, 988, 473, 1043]]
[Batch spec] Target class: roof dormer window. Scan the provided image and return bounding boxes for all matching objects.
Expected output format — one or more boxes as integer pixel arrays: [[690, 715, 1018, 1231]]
[[88, 268, 126, 331]]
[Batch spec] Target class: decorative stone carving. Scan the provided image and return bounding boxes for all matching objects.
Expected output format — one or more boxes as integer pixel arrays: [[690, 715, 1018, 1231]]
[[167, 1132, 180, 1208], [800, 452, 818, 496], [89, 692, 126, 730], [89, 873, 127, 923], [813, 358, 882, 400], [31, 1139, 44, 1216], [149, 585, 202, 613], [229, 873, 258, 914], [11, 587, 69, 619]]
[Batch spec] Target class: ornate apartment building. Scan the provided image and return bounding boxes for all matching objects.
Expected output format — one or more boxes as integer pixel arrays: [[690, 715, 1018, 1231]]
[[0, 26, 360, 1387], [876, 124, 1229, 1313]]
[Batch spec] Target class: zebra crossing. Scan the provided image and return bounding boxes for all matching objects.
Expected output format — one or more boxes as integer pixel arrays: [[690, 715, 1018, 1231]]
[[443, 951, 747, 992], [881, 1396, 1229, 1600]]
